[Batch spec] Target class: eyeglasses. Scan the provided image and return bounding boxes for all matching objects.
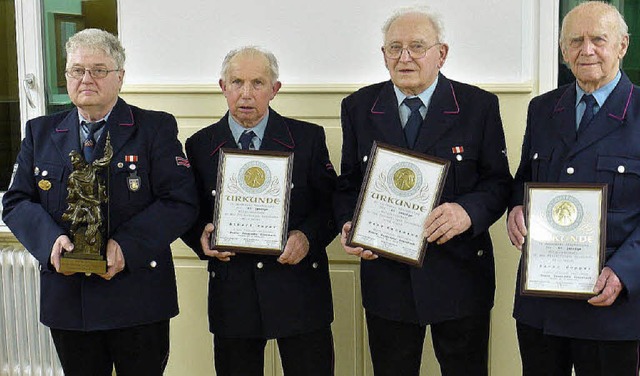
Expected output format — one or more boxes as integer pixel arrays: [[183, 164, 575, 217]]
[[65, 67, 120, 80], [383, 42, 441, 59]]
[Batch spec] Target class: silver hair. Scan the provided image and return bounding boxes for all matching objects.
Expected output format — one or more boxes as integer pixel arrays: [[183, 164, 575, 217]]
[[65, 28, 125, 69], [560, 1, 629, 49], [382, 6, 445, 43], [220, 46, 280, 83]]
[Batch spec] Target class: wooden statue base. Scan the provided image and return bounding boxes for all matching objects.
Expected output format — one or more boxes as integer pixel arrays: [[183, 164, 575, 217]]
[[60, 255, 107, 275]]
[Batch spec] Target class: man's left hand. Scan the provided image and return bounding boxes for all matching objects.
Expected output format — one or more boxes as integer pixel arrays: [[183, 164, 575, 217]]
[[278, 230, 309, 265], [424, 203, 472, 245], [588, 266, 623, 307], [100, 239, 126, 280]]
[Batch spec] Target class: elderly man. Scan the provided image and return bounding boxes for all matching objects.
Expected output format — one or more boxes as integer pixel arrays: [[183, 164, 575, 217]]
[[333, 6, 511, 376], [508, 2, 640, 375], [181, 46, 337, 375], [2, 29, 197, 375]]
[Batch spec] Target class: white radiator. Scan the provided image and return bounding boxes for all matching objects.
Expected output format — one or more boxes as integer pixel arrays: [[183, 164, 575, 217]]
[[0, 247, 63, 376]]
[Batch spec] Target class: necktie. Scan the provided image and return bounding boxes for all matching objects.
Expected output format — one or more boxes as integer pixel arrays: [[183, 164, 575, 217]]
[[83, 120, 106, 162], [403, 97, 424, 149], [578, 94, 597, 131], [238, 130, 256, 150]]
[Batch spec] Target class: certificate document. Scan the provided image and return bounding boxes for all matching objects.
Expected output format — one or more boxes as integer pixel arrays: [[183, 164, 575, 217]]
[[521, 183, 607, 299], [211, 149, 293, 255], [347, 142, 449, 266]]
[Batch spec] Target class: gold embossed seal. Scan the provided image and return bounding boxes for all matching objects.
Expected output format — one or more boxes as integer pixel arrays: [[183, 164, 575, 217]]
[[244, 166, 266, 188], [552, 200, 578, 227], [393, 168, 416, 191]]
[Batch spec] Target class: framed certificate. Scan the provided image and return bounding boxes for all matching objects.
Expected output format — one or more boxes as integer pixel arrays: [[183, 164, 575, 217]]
[[347, 142, 449, 266], [211, 148, 293, 255], [521, 182, 607, 299]]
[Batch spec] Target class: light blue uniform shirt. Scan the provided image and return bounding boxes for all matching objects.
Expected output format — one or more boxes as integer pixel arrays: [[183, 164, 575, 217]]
[[229, 112, 269, 150], [575, 71, 621, 128], [394, 75, 439, 127]]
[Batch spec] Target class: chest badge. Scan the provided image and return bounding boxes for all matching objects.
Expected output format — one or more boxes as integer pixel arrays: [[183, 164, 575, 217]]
[[38, 179, 52, 191], [127, 171, 141, 192]]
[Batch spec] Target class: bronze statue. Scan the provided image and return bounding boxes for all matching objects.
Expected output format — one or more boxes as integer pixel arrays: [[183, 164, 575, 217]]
[[60, 133, 113, 273]]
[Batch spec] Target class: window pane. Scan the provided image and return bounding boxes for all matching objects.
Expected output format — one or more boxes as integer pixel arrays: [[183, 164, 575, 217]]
[[0, 0, 20, 191]]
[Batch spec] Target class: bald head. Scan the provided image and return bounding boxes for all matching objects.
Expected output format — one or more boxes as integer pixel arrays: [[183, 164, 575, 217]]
[[559, 1, 629, 93]]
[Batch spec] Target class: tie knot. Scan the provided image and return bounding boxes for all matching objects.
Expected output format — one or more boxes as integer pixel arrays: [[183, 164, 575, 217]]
[[582, 94, 596, 107], [83, 120, 106, 139], [239, 130, 256, 150], [404, 97, 423, 112]]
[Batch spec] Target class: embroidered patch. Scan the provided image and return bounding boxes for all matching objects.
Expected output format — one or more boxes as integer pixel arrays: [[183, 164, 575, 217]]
[[176, 156, 190, 168]]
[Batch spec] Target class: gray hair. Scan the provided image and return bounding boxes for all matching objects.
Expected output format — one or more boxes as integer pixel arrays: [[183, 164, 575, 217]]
[[382, 6, 445, 43], [65, 28, 125, 69], [220, 46, 280, 83], [560, 1, 629, 49]]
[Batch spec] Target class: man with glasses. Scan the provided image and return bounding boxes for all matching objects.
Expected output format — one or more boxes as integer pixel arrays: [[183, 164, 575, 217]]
[[333, 6, 511, 375], [2, 29, 197, 375]]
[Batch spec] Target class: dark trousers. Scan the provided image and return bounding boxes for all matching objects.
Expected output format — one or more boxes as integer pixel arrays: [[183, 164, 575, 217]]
[[366, 311, 490, 376], [213, 326, 334, 376], [50, 320, 170, 376], [517, 322, 640, 376]]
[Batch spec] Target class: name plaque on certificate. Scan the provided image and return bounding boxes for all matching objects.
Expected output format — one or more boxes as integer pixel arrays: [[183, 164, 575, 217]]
[[521, 182, 607, 299], [347, 142, 449, 266], [211, 148, 293, 255]]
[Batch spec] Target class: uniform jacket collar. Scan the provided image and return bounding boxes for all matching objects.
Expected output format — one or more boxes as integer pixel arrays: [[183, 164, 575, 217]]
[[368, 73, 461, 151], [52, 97, 135, 169], [551, 72, 634, 157]]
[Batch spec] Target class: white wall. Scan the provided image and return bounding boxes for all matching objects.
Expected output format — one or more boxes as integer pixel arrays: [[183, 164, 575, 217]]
[[117, 0, 538, 86]]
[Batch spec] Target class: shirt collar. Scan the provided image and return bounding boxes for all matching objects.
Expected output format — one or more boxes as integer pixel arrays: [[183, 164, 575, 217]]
[[78, 111, 111, 126], [393, 75, 439, 108], [575, 70, 622, 108], [228, 111, 269, 142]]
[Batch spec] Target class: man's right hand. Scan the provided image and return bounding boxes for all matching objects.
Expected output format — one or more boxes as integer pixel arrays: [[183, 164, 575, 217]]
[[200, 223, 235, 261], [507, 205, 527, 250], [340, 221, 378, 260], [50, 235, 75, 275]]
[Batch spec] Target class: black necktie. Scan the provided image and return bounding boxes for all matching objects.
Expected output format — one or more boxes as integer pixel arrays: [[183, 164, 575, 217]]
[[403, 97, 423, 149], [238, 130, 256, 150], [578, 94, 597, 131], [83, 120, 106, 162]]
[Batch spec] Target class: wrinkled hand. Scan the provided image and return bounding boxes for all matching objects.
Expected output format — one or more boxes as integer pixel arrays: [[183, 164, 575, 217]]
[[339, 221, 377, 260], [278, 230, 309, 265], [424, 203, 471, 245], [588, 267, 623, 307], [200, 223, 235, 261], [507, 205, 527, 250], [99, 239, 125, 280], [50, 235, 75, 275]]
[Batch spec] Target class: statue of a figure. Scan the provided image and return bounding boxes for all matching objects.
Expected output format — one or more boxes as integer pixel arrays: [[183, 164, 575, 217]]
[[62, 134, 113, 262]]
